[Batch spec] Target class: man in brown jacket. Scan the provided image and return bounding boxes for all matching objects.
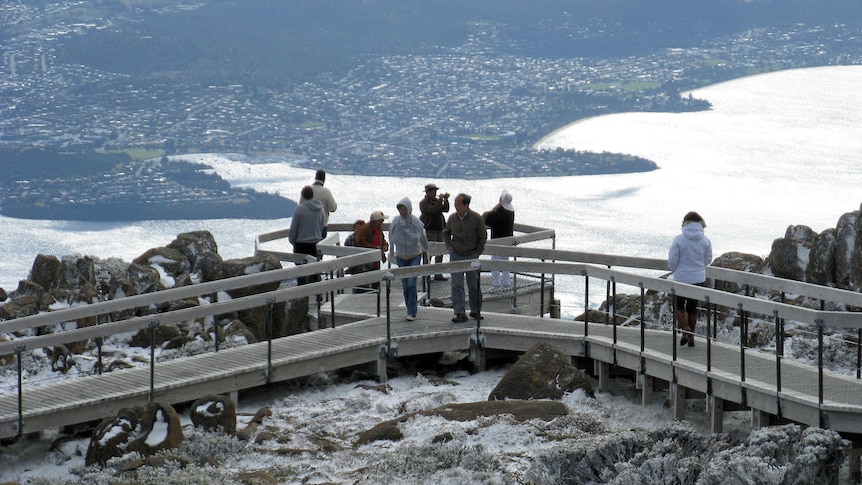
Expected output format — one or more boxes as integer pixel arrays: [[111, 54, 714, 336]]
[[443, 193, 487, 323]]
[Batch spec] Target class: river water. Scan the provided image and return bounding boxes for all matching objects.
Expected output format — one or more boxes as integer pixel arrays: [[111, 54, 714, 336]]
[[2, 66, 861, 315]]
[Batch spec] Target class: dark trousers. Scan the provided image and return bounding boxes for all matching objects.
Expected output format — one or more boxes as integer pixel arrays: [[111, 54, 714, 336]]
[[293, 242, 320, 286]]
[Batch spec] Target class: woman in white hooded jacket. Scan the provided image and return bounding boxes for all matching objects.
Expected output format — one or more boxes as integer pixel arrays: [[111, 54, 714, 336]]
[[389, 197, 429, 321], [668, 211, 713, 346]]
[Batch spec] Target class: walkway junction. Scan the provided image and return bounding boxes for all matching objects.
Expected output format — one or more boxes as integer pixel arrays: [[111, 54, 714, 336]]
[[3, 222, 862, 477]]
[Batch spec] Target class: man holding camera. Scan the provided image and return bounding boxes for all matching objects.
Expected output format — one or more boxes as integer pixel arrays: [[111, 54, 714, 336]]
[[419, 183, 450, 281]]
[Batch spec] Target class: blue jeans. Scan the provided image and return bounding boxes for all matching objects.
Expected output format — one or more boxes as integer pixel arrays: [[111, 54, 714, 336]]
[[396, 254, 422, 316], [449, 251, 481, 315]]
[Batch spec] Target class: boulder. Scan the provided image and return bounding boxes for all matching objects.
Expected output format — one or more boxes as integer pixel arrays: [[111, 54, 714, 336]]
[[29, 254, 62, 291], [834, 210, 859, 290], [203, 254, 282, 298], [190, 394, 237, 434], [203, 254, 288, 341], [85, 406, 145, 467], [128, 402, 184, 457], [806, 228, 837, 286], [766, 225, 815, 282], [712, 251, 765, 293], [489, 341, 594, 400], [166, 230, 220, 274], [133, 247, 191, 288], [129, 322, 182, 349], [355, 400, 567, 446]]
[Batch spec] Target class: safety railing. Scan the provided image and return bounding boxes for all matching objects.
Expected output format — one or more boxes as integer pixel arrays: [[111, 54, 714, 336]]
[[3, 230, 862, 436]]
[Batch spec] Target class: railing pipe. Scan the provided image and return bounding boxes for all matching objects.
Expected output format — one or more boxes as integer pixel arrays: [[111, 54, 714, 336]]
[[385, 276, 392, 344], [774, 310, 782, 394], [266, 298, 274, 384], [639, 283, 645, 353], [329, 271, 336, 329], [605, 267, 611, 326], [472, 261, 483, 331], [582, 270, 589, 338], [738, 303, 746, 383], [705, 295, 712, 372], [857, 328, 862, 380], [148, 319, 159, 404], [611, 276, 617, 344], [817, 319, 825, 405], [16, 345, 24, 438], [96, 313, 103, 376], [671, 288, 677, 361]]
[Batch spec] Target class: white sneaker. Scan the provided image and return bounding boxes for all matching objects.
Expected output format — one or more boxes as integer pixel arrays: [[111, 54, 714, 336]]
[[406, 315, 416, 321]]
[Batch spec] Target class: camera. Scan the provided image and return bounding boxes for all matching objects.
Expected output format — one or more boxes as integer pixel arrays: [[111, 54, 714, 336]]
[[441, 192, 450, 199]]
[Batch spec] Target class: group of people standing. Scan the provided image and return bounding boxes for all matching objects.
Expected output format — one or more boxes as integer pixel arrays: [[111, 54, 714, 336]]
[[289, 170, 712, 343], [287, 171, 516, 324]]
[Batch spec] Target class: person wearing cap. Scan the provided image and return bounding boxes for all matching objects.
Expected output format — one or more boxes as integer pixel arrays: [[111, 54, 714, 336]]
[[288, 185, 325, 285], [419, 183, 450, 280], [483, 189, 515, 287], [310, 170, 337, 237], [444, 193, 487, 323], [389, 197, 429, 321], [356, 210, 389, 272], [668, 211, 713, 347]]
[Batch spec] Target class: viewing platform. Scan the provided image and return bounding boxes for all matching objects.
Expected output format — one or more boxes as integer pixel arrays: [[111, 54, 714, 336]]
[[3, 222, 862, 480]]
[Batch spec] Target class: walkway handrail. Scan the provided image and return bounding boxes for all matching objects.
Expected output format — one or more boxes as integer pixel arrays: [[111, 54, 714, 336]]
[[5, 251, 862, 438]]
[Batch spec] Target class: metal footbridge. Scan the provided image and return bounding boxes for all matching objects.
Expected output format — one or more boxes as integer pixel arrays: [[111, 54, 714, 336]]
[[3, 222, 862, 459]]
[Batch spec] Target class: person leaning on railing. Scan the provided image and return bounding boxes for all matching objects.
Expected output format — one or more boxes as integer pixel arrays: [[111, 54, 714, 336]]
[[668, 211, 713, 347]]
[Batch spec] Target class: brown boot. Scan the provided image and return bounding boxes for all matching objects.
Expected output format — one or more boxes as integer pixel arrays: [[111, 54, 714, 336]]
[[676, 309, 688, 345], [687, 314, 697, 346]]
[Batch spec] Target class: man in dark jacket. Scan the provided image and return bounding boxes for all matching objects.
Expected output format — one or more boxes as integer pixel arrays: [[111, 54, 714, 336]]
[[443, 193, 487, 323], [419, 183, 450, 280]]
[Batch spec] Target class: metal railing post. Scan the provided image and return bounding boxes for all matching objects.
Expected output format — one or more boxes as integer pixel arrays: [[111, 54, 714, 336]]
[[385, 274, 393, 343], [817, 319, 825, 405], [639, 283, 645, 353], [266, 298, 275, 384], [95, 313, 103, 376], [611, 276, 617, 344], [16, 345, 25, 438], [148, 319, 159, 404], [705, 295, 712, 372], [857, 328, 862, 380], [329, 271, 336, 329], [472, 261, 483, 328], [773, 310, 782, 394], [582, 270, 589, 338], [738, 303, 746, 383], [671, 288, 677, 361]]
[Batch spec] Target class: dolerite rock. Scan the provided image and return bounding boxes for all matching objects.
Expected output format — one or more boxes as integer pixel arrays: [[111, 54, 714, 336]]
[[190, 394, 237, 434], [128, 402, 184, 457], [167, 230, 219, 274], [129, 322, 182, 349], [125, 262, 166, 295], [835, 210, 861, 290], [489, 341, 594, 400], [711, 251, 765, 293], [806, 228, 837, 286], [133, 247, 191, 287], [766, 225, 815, 282], [203, 254, 287, 341], [203, 254, 283, 298], [29, 254, 62, 291], [85, 406, 145, 467], [57, 255, 97, 291]]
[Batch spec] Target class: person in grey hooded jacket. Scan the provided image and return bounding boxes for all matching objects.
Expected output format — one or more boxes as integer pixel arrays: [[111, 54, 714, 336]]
[[668, 211, 713, 346], [389, 196, 429, 321], [288, 185, 325, 285]]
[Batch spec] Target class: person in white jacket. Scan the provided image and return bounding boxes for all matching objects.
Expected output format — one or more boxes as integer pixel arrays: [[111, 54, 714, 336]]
[[668, 211, 713, 346], [389, 197, 429, 321]]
